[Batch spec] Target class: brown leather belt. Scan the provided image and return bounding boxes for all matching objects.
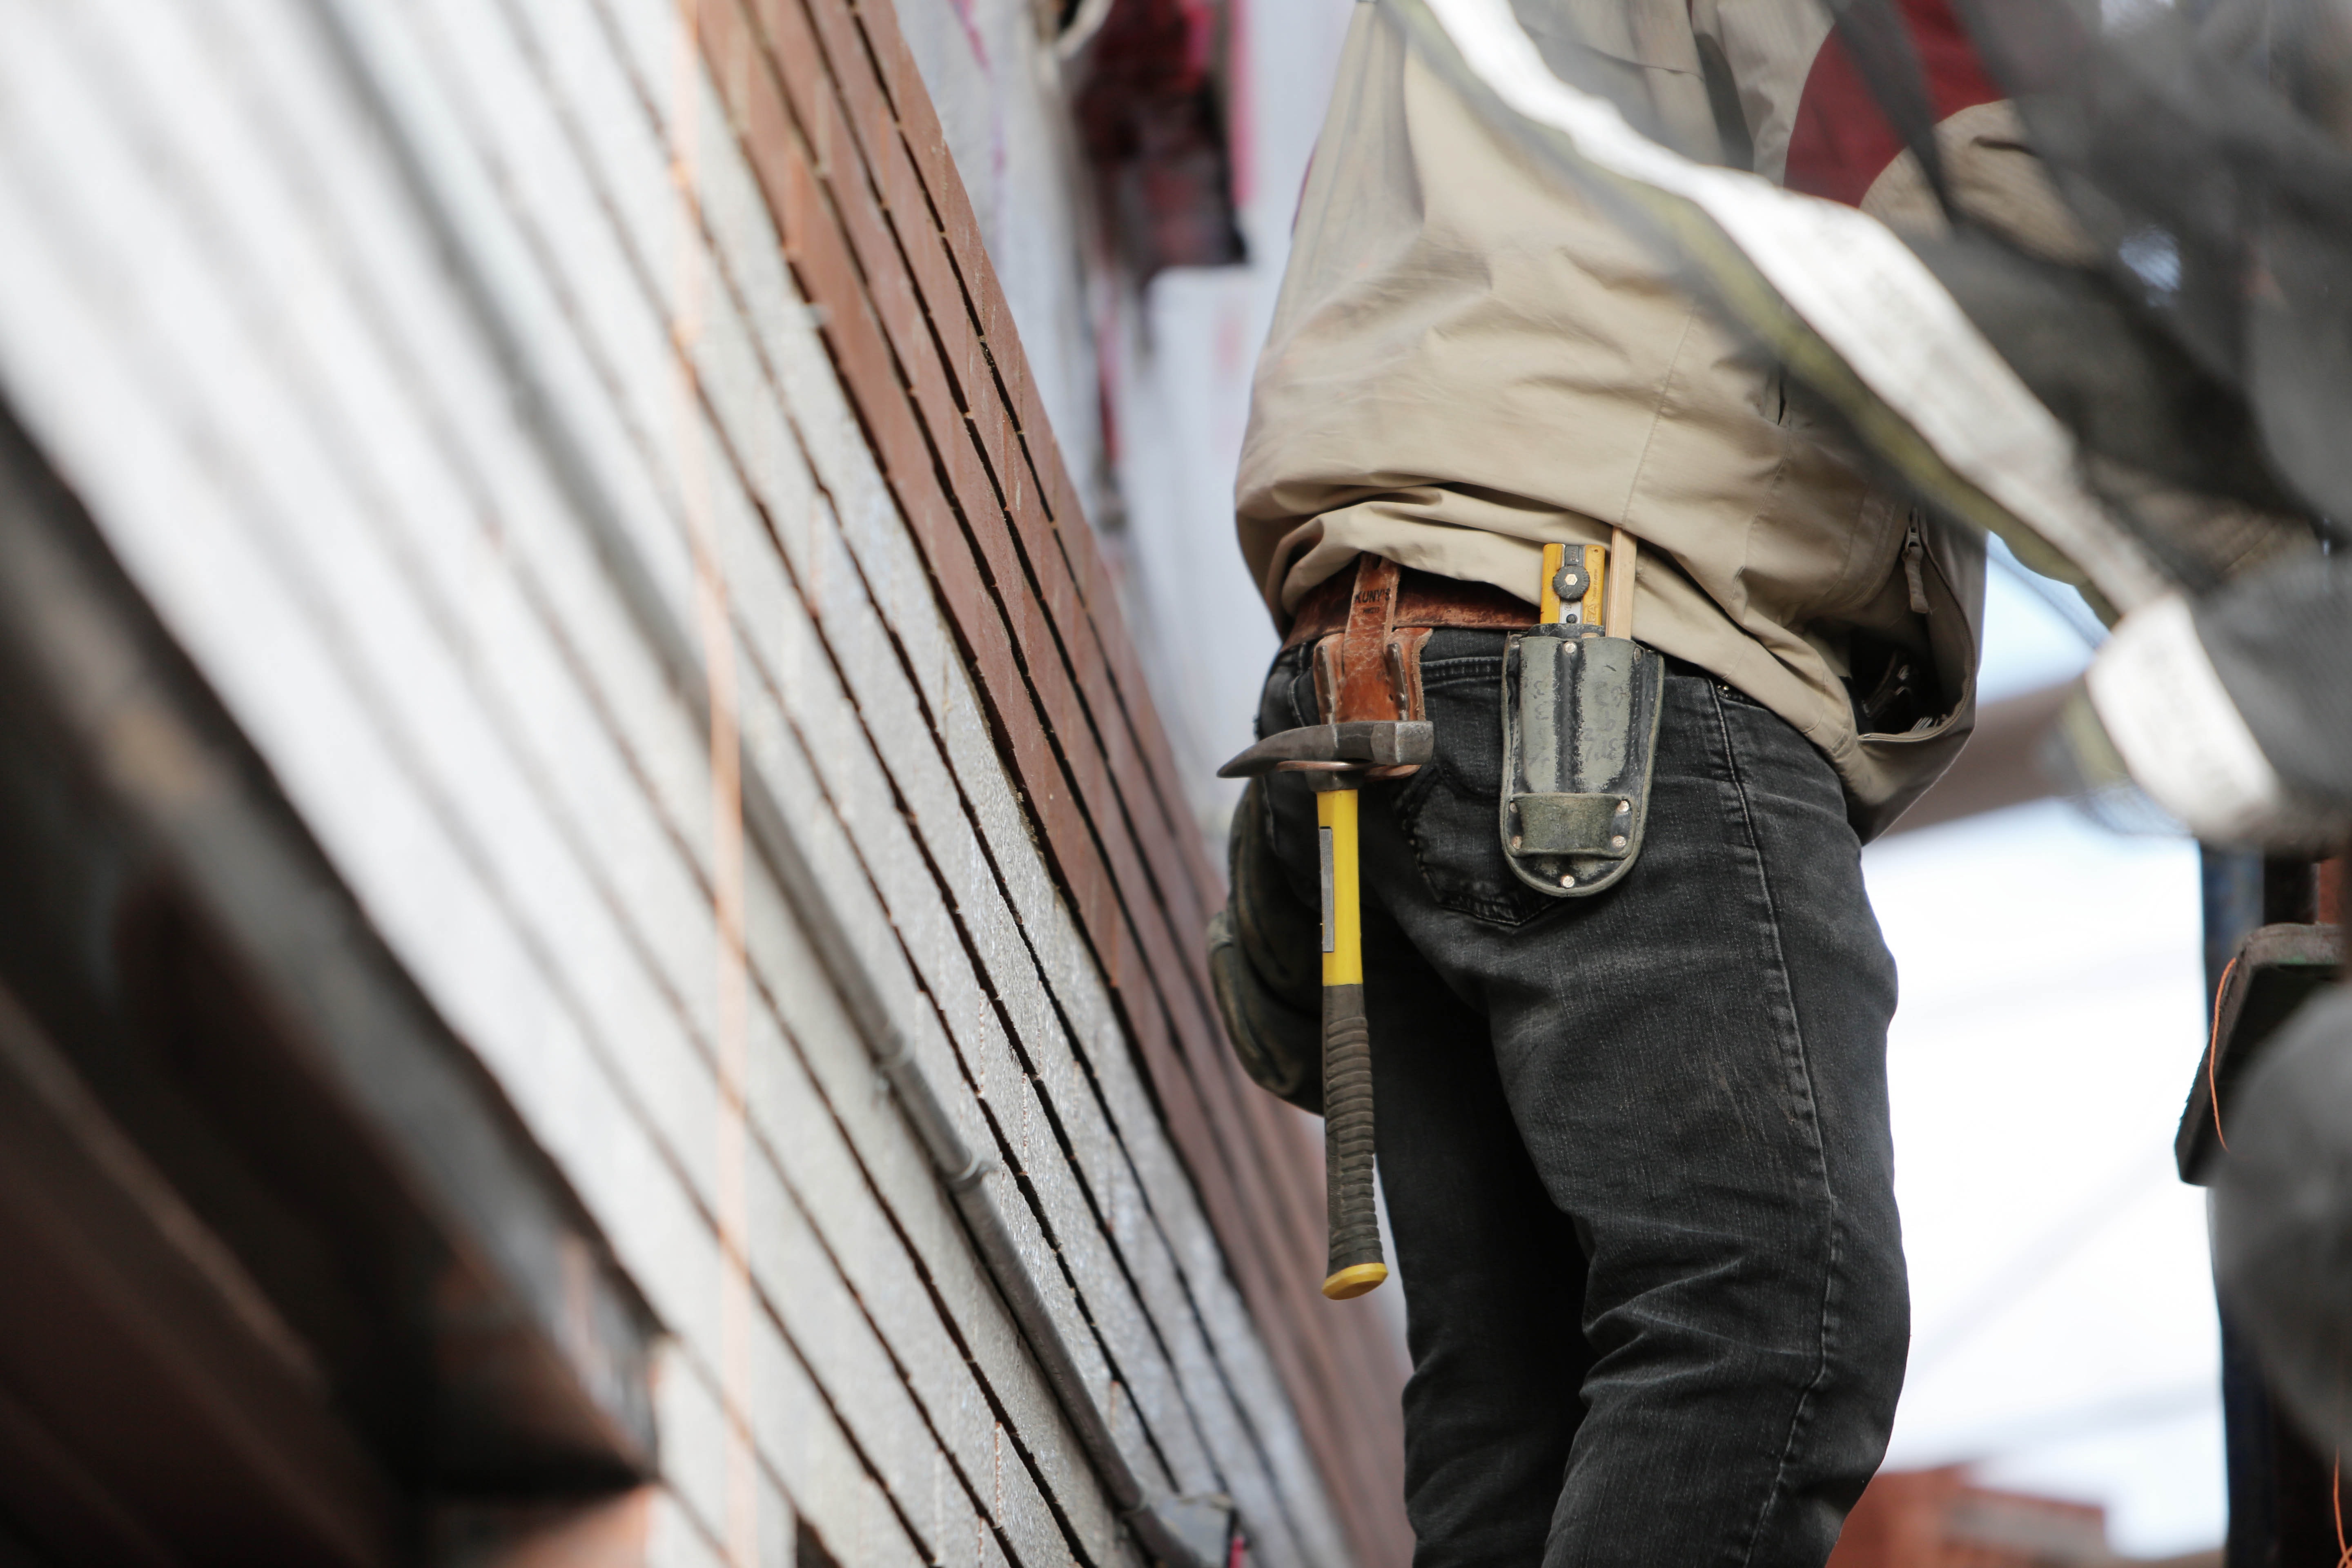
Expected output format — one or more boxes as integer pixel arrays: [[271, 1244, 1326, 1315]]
[[1287, 557, 1537, 730], [1281, 562, 1535, 650]]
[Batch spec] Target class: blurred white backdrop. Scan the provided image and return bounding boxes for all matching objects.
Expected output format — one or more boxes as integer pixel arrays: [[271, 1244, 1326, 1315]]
[[1865, 551, 2221, 1557]]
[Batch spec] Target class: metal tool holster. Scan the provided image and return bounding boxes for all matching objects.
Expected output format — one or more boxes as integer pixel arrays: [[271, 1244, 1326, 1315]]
[[1499, 621, 1665, 897]]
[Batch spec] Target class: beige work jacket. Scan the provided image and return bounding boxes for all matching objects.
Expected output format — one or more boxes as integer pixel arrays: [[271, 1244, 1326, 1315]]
[[1237, 0, 2049, 839]]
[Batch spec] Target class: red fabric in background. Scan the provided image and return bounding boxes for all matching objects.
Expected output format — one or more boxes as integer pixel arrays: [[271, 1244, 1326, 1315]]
[[1784, 0, 2002, 207], [1073, 0, 1245, 276]]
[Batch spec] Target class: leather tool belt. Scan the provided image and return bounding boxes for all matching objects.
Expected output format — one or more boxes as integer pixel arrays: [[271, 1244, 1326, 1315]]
[[1286, 561, 1533, 732], [1282, 564, 1532, 646], [1288, 553, 1665, 900]]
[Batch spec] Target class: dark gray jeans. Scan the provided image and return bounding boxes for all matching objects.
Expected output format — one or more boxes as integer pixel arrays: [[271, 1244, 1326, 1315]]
[[1255, 630, 1908, 1568]]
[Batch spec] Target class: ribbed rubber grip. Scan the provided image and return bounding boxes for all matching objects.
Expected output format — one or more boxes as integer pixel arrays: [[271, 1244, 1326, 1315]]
[[1321, 984, 1387, 1298]]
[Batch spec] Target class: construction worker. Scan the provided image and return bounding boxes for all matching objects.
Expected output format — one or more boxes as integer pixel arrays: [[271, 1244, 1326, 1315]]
[[1210, 1, 2105, 1562]]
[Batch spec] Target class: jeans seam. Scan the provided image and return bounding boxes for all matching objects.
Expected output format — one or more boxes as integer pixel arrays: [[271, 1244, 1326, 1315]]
[[1707, 684, 1845, 1568], [1417, 657, 1502, 688]]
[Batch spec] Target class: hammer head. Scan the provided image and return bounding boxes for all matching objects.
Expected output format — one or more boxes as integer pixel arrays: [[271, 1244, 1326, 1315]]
[[1216, 721, 1434, 779]]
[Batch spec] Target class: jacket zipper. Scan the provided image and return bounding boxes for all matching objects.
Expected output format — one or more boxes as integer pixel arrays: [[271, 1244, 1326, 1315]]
[[1902, 516, 1931, 615]]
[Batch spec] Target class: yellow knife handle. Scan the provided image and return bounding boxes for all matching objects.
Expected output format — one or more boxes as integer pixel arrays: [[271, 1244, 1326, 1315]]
[[1542, 542, 1610, 628]]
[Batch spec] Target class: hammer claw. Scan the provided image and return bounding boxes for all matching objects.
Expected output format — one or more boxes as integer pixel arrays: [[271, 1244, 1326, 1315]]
[[1217, 720, 1434, 779]]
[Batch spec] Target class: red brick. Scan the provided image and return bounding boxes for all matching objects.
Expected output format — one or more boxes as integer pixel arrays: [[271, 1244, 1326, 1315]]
[[706, 2, 1412, 1555]]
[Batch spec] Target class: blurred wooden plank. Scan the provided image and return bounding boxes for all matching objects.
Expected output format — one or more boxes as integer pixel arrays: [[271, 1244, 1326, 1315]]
[[0, 984, 393, 1568]]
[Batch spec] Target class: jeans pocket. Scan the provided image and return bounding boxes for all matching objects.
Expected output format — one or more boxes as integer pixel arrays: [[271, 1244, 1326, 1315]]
[[1390, 654, 1560, 926]]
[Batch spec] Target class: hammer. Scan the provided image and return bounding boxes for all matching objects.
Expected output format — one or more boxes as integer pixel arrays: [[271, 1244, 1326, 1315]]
[[1221, 562, 1433, 1301]]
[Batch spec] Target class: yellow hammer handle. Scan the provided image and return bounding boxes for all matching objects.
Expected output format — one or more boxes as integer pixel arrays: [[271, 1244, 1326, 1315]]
[[1316, 786, 1385, 1298]]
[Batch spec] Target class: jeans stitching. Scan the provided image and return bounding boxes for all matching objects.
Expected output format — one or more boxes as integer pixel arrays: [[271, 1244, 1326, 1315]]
[[1417, 655, 1503, 688], [1706, 683, 1846, 1568]]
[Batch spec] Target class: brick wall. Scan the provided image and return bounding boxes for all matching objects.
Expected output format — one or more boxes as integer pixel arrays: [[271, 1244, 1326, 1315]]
[[0, 0, 1408, 1561], [694, 0, 1409, 1557]]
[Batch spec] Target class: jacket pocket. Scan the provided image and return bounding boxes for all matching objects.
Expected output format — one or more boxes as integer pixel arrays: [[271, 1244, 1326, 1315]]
[[1858, 515, 1978, 747]]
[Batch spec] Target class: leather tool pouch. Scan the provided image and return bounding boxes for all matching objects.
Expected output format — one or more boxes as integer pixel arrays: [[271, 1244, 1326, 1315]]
[[1500, 626, 1665, 898], [1310, 627, 1432, 728]]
